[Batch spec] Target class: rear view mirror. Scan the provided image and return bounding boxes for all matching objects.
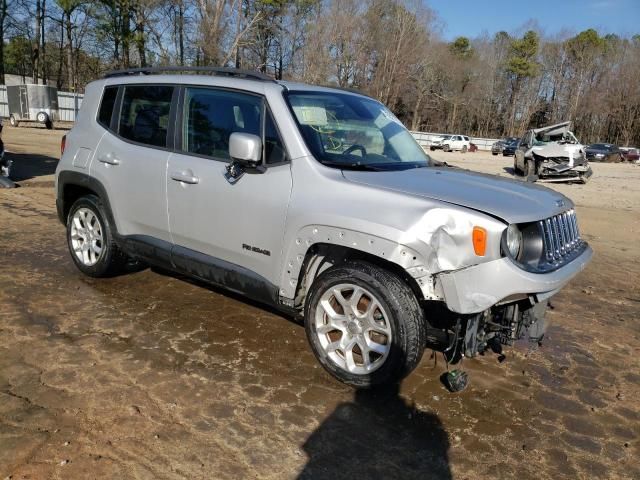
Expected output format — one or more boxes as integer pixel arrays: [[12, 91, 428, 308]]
[[229, 132, 262, 165]]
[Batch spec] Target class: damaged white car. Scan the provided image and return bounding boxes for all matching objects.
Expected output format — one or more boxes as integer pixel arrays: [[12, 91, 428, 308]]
[[514, 121, 593, 183]]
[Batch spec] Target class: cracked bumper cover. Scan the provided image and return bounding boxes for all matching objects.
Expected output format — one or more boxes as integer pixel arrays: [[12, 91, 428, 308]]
[[437, 244, 593, 314]]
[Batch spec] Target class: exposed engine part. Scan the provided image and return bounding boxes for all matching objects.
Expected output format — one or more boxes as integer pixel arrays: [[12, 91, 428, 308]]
[[454, 299, 549, 360], [424, 296, 548, 367]]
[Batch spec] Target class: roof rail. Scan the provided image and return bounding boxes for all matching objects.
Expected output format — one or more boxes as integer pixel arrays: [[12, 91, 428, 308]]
[[103, 66, 275, 82]]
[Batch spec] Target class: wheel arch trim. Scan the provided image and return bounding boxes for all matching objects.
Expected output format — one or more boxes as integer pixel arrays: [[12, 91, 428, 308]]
[[56, 171, 117, 234], [278, 225, 435, 306]]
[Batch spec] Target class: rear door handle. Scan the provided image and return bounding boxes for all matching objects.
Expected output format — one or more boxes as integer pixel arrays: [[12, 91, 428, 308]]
[[98, 152, 120, 165], [170, 170, 200, 185]]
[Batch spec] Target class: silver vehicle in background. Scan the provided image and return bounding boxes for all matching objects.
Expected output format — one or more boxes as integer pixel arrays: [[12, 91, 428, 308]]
[[7, 84, 59, 129], [55, 68, 592, 387], [514, 121, 593, 183]]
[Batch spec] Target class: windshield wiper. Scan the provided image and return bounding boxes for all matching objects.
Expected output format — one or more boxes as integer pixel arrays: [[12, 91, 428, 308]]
[[321, 161, 384, 171]]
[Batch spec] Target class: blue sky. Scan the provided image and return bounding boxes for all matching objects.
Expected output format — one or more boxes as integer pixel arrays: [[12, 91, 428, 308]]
[[430, 0, 640, 40]]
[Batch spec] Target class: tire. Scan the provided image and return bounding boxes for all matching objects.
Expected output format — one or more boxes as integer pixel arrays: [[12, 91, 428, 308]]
[[430, 146, 435, 151], [492, 152, 498, 156], [36, 111, 49, 124], [304, 261, 426, 388], [513, 157, 521, 175], [443, 144, 450, 152], [9, 115, 18, 127], [66, 195, 128, 277], [462, 145, 468, 153], [45, 120, 53, 130], [525, 158, 536, 177]]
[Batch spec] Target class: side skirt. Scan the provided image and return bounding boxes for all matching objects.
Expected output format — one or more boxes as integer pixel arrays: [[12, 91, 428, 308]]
[[119, 235, 281, 309]]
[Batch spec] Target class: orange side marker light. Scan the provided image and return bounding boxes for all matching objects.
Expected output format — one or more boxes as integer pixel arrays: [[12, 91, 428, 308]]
[[472, 226, 487, 256]]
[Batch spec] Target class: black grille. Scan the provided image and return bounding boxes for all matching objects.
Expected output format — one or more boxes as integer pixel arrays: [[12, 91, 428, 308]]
[[539, 210, 581, 263]]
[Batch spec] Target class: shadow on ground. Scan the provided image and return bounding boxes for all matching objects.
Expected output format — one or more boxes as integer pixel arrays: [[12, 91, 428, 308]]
[[7, 152, 58, 182], [297, 382, 451, 479]]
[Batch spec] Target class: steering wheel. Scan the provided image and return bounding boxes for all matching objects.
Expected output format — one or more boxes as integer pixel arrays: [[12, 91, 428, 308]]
[[343, 144, 367, 157]]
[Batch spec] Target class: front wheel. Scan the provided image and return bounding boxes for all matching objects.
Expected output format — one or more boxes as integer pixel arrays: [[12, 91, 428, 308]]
[[513, 157, 521, 175], [304, 262, 426, 388], [525, 158, 537, 178], [9, 115, 18, 127]]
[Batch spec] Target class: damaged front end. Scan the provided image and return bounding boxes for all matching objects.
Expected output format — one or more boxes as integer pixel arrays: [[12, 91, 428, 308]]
[[426, 298, 548, 365], [533, 152, 593, 184], [525, 121, 593, 184]]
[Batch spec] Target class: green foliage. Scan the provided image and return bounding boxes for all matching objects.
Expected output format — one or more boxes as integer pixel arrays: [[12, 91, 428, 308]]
[[4, 36, 33, 76], [449, 37, 473, 59], [55, 0, 83, 14], [506, 30, 539, 77], [566, 28, 605, 62]]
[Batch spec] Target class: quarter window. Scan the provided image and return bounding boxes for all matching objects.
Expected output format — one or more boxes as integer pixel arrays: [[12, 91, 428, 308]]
[[182, 87, 261, 160], [98, 86, 118, 128], [118, 85, 173, 148]]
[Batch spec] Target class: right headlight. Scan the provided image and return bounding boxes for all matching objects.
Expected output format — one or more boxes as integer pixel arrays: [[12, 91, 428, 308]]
[[505, 224, 522, 259]]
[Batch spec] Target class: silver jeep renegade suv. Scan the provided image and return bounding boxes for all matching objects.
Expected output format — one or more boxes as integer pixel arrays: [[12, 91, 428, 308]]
[[55, 67, 592, 387]]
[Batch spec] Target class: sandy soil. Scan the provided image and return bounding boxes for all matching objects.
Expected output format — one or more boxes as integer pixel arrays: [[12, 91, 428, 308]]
[[1, 126, 639, 479]]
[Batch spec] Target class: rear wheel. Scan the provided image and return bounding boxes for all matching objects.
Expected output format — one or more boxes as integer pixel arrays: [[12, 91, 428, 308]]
[[443, 144, 451, 152], [304, 262, 426, 388], [462, 145, 468, 153], [66, 195, 128, 277]]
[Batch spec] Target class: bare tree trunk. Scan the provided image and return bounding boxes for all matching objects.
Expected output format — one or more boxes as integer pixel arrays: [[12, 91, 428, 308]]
[[56, 15, 64, 89], [178, 0, 185, 66], [42, 0, 47, 83], [121, 1, 131, 68], [33, 0, 41, 83], [136, 18, 146, 67], [0, 0, 7, 84], [66, 11, 74, 90]]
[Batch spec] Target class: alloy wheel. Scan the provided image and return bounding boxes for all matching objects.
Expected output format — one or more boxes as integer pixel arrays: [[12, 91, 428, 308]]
[[313, 283, 392, 375], [70, 208, 104, 266]]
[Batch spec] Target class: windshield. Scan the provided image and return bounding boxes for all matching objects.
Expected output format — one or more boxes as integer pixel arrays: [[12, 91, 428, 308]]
[[286, 91, 429, 170]]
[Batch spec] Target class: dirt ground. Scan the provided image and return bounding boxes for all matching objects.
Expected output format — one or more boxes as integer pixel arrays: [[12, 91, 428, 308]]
[[1, 126, 639, 480]]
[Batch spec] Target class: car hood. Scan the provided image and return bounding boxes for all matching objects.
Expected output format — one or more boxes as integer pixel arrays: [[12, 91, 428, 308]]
[[342, 167, 573, 224]]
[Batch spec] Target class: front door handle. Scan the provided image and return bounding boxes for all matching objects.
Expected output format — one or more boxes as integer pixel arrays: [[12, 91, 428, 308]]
[[170, 170, 200, 185], [98, 152, 120, 165]]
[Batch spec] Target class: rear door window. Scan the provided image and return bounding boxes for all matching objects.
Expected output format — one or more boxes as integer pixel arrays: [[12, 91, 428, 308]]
[[118, 85, 174, 148], [182, 87, 261, 160], [98, 86, 118, 128]]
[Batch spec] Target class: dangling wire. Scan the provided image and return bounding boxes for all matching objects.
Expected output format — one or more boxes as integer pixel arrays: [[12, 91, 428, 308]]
[[441, 318, 462, 371]]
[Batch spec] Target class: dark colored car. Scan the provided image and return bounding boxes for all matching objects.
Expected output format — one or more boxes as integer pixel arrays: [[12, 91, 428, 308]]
[[585, 143, 622, 163], [491, 137, 518, 155], [621, 147, 639, 162], [501, 139, 520, 156]]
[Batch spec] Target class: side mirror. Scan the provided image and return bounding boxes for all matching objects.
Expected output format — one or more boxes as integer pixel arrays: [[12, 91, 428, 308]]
[[229, 132, 262, 166], [225, 132, 264, 184]]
